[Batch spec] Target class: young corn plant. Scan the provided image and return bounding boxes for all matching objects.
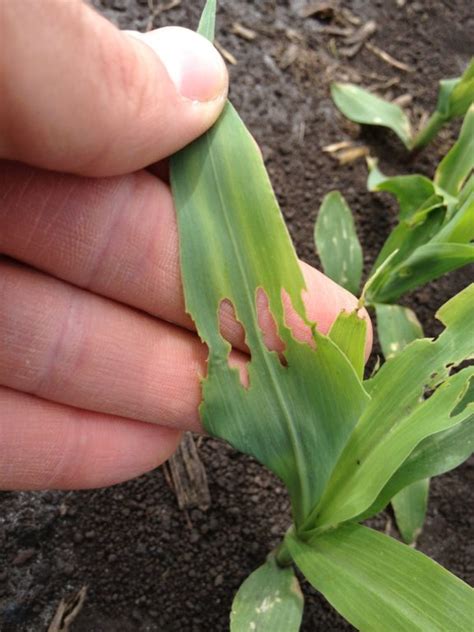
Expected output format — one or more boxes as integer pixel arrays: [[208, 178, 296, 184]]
[[315, 102, 473, 543], [170, 2, 474, 629], [331, 57, 474, 150]]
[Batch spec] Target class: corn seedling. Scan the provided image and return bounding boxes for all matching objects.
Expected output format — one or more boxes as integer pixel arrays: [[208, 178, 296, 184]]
[[168, 2, 474, 629], [331, 58, 474, 151], [315, 82, 473, 545]]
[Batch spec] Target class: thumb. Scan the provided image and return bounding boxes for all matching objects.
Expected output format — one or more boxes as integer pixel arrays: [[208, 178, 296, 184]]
[[0, 0, 228, 176]]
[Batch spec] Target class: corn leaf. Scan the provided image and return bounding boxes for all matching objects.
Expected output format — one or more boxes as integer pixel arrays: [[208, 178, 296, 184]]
[[375, 304, 423, 360], [375, 304, 428, 544], [371, 199, 445, 273], [197, 0, 216, 40], [391, 479, 429, 544], [230, 556, 303, 632], [435, 104, 474, 196], [411, 59, 474, 150], [287, 524, 474, 632], [459, 173, 474, 205], [171, 3, 370, 527], [328, 310, 366, 379], [306, 285, 474, 530], [367, 242, 474, 304], [359, 413, 474, 520], [432, 190, 474, 244], [367, 160, 436, 220], [314, 191, 363, 295], [435, 58, 474, 119], [331, 83, 412, 148]]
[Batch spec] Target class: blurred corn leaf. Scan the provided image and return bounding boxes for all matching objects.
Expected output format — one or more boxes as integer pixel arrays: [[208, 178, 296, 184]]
[[171, 4, 369, 528], [314, 191, 363, 295], [367, 158, 457, 219], [307, 285, 474, 530], [375, 303, 428, 544], [375, 304, 423, 359], [230, 556, 303, 632], [332, 60, 473, 151], [411, 58, 474, 150], [367, 159, 436, 219], [372, 197, 445, 272], [432, 190, 474, 244], [286, 524, 474, 632], [331, 83, 412, 148], [359, 412, 474, 521], [392, 478, 429, 544], [328, 310, 366, 379], [367, 242, 474, 304], [435, 104, 474, 196], [197, 0, 215, 40]]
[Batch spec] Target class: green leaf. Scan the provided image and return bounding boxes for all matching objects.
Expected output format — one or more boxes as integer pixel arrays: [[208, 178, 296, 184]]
[[432, 190, 474, 244], [287, 524, 474, 632], [360, 412, 474, 520], [331, 83, 412, 148], [171, 107, 369, 525], [367, 242, 474, 304], [306, 285, 474, 530], [437, 58, 474, 119], [314, 191, 363, 295], [375, 304, 428, 545], [328, 310, 367, 379], [435, 105, 474, 196], [458, 173, 474, 206], [197, 0, 216, 41], [230, 556, 303, 632], [391, 479, 429, 544], [367, 158, 458, 221], [367, 159, 436, 220], [375, 304, 423, 359], [411, 59, 474, 150], [371, 198, 445, 274]]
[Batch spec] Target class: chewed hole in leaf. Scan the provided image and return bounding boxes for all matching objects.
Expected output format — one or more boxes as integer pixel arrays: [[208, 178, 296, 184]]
[[281, 289, 316, 349], [256, 288, 287, 366], [450, 376, 474, 417], [218, 299, 250, 388]]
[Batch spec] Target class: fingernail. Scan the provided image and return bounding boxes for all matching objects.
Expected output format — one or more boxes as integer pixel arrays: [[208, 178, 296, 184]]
[[128, 26, 228, 102]]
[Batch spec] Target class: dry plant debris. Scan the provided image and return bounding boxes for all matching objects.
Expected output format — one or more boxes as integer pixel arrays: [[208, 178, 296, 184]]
[[47, 586, 87, 632], [365, 42, 415, 73], [230, 22, 257, 41]]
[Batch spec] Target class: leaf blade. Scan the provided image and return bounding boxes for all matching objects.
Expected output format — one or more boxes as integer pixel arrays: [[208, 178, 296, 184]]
[[329, 310, 367, 379], [314, 191, 363, 295], [287, 524, 474, 632], [197, 0, 216, 41], [375, 304, 423, 360], [391, 479, 429, 544], [171, 101, 369, 527], [309, 285, 474, 529], [331, 83, 412, 148], [230, 557, 303, 632], [435, 104, 474, 196]]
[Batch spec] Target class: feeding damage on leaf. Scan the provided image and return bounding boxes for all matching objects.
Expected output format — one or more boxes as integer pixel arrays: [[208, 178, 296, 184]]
[[169, 2, 474, 631]]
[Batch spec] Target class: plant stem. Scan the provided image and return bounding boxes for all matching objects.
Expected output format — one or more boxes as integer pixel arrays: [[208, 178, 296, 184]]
[[274, 540, 293, 568], [411, 111, 445, 151]]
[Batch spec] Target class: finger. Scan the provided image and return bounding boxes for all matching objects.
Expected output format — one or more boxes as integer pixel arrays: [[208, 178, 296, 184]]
[[0, 259, 250, 432], [0, 387, 180, 490], [0, 1, 228, 176], [0, 162, 372, 356]]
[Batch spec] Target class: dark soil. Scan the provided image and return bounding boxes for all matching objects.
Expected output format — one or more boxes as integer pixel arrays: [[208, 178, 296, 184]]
[[1, 1, 473, 631]]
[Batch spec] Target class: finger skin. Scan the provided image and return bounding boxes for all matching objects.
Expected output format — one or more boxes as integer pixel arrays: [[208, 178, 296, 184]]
[[0, 1, 228, 175], [0, 387, 181, 490], [0, 260, 215, 432], [0, 161, 372, 356]]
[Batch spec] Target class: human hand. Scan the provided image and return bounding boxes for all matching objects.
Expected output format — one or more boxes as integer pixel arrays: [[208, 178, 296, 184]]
[[0, 0, 371, 491]]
